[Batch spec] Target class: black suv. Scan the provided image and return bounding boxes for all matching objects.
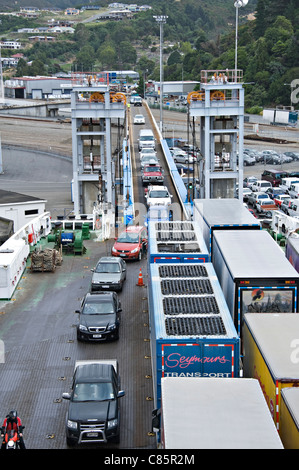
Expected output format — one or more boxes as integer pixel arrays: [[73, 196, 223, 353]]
[[76, 292, 121, 342], [62, 360, 125, 445]]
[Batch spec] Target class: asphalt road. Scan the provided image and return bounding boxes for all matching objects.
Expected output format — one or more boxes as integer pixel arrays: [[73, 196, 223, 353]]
[[0, 146, 73, 218]]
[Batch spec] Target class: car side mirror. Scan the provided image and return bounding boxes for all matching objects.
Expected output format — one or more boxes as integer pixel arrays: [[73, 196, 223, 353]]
[[62, 393, 71, 400], [117, 390, 125, 398], [75, 310, 80, 314]]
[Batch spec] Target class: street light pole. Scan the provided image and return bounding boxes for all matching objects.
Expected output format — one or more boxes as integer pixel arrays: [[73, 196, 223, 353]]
[[153, 15, 168, 134], [234, 0, 248, 82]]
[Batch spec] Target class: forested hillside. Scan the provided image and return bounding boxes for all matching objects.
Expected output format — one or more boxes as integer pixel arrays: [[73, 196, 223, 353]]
[[2, 0, 298, 109]]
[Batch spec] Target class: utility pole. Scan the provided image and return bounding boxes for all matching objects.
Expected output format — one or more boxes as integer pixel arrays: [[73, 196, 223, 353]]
[[153, 15, 168, 134]]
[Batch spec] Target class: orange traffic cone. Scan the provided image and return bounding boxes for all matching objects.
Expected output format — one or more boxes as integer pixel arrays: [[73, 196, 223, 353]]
[[136, 268, 145, 287]]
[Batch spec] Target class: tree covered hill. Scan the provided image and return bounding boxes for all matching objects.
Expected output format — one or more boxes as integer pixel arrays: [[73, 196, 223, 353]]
[[2, 0, 298, 109]]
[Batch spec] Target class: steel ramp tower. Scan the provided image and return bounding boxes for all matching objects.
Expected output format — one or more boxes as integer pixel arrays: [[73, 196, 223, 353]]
[[188, 69, 244, 200], [70, 72, 126, 230]]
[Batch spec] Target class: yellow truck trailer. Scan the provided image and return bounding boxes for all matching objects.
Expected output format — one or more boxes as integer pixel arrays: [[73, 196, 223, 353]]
[[280, 388, 299, 449], [243, 313, 299, 439]]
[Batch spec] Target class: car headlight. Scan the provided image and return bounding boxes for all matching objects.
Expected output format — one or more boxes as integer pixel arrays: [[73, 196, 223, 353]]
[[107, 419, 118, 429], [67, 420, 78, 430], [78, 324, 88, 331], [108, 323, 117, 331], [112, 247, 117, 253], [131, 247, 139, 253]]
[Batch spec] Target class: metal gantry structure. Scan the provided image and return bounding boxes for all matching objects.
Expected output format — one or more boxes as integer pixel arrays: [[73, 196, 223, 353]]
[[187, 69, 245, 200], [70, 73, 126, 231]]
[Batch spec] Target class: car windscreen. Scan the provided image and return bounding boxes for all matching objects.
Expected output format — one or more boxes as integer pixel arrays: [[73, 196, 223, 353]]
[[145, 167, 160, 172], [96, 263, 120, 273], [149, 190, 169, 198], [73, 382, 115, 402], [117, 232, 139, 243], [82, 300, 114, 314]]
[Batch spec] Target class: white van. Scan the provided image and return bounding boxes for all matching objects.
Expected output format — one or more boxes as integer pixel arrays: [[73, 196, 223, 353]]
[[279, 177, 299, 193], [251, 180, 272, 192], [289, 183, 299, 199], [138, 129, 156, 151], [287, 200, 299, 217]]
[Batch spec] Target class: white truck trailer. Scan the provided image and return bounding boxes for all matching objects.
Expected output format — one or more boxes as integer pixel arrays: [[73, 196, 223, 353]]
[[157, 377, 283, 449]]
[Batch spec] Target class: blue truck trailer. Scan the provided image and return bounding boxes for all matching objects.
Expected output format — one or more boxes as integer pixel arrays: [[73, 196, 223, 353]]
[[147, 220, 209, 264], [148, 262, 240, 408], [193, 198, 261, 256], [212, 230, 299, 335]]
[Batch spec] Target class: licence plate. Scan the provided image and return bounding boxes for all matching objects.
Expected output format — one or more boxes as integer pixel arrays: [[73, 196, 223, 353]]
[[120, 254, 126, 257], [93, 334, 102, 338], [87, 432, 98, 437], [101, 285, 109, 288]]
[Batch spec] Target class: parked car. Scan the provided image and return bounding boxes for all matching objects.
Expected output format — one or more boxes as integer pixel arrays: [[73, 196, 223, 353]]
[[243, 154, 255, 166], [175, 163, 194, 173], [282, 151, 299, 161], [281, 199, 297, 215], [251, 180, 272, 192], [247, 208, 258, 218], [170, 148, 196, 164], [289, 171, 299, 178], [289, 183, 299, 199], [261, 169, 289, 187], [243, 176, 258, 188], [242, 187, 252, 202], [279, 153, 293, 163], [274, 194, 291, 208], [145, 184, 172, 207], [133, 114, 145, 124], [256, 150, 280, 164], [255, 198, 277, 215], [76, 291, 121, 342], [265, 187, 286, 199], [90, 256, 126, 292], [279, 177, 299, 193], [247, 191, 270, 208], [111, 225, 148, 261]]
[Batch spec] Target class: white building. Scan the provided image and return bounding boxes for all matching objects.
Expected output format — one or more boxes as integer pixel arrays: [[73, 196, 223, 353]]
[[0, 189, 46, 232]]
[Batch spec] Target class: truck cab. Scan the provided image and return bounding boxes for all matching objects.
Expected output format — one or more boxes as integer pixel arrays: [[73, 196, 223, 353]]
[[62, 360, 125, 446]]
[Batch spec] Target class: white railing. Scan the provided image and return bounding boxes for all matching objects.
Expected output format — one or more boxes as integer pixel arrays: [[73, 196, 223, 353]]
[[0, 212, 51, 299]]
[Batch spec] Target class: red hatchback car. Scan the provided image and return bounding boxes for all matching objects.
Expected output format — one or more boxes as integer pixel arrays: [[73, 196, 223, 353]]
[[111, 226, 148, 261]]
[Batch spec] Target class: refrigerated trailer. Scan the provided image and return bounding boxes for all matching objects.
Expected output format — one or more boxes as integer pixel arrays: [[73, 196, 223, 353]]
[[212, 230, 299, 335], [148, 262, 240, 408], [147, 220, 209, 264], [158, 377, 283, 449], [193, 198, 261, 256], [243, 313, 299, 434]]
